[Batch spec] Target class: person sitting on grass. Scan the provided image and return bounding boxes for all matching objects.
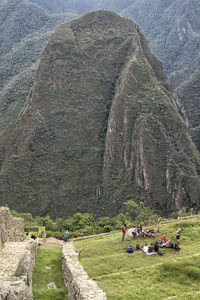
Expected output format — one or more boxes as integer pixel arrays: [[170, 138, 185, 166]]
[[154, 241, 159, 252], [135, 244, 141, 250], [132, 228, 137, 239], [143, 243, 149, 252], [148, 243, 154, 253], [160, 235, 168, 243], [165, 240, 173, 248], [126, 244, 134, 253]]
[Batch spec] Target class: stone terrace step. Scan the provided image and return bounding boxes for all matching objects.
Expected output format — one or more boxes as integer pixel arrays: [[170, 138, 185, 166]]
[[62, 243, 106, 300]]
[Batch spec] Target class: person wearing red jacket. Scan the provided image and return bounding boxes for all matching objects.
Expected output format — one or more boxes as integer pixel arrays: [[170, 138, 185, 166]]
[[122, 224, 127, 242], [161, 235, 168, 243]]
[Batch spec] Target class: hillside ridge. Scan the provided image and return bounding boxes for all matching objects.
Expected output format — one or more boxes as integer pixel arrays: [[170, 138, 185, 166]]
[[0, 10, 199, 218]]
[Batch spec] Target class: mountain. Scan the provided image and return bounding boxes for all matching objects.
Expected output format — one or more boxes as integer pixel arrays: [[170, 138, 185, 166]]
[[29, 0, 200, 90], [121, 0, 200, 89], [174, 68, 200, 152], [29, 0, 135, 14], [0, 11, 199, 218], [1, 0, 200, 154], [0, 0, 75, 131], [28, 0, 200, 153]]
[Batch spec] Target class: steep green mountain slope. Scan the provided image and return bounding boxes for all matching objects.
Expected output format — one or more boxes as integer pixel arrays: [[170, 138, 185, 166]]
[[0, 11, 199, 218], [121, 0, 200, 89], [0, 0, 75, 131], [121, 0, 200, 153], [28, 0, 200, 153], [174, 68, 200, 152], [29, 0, 200, 90]]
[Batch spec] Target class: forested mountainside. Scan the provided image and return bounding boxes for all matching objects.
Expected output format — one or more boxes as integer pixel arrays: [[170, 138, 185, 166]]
[[28, 0, 200, 154], [30, 0, 200, 89], [121, 0, 200, 89], [1, 0, 199, 154], [174, 68, 200, 152], [0, 11, 199, 218], [0, 0, 75, 131]]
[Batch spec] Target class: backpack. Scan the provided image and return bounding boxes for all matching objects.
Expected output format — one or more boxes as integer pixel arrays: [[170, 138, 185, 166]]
[[174, 243, 181, 251]]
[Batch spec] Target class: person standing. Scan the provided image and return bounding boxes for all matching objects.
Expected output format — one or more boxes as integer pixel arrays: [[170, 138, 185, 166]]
[[157, 216, 162, 233], [122, 224, 127, 242], [176, 225, 181, 243], [64, 229, 69, 242]]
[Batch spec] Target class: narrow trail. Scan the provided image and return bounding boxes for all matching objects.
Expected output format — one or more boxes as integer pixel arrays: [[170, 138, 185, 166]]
[[40, 237, 64, 249], [73, 215, 199, 242]]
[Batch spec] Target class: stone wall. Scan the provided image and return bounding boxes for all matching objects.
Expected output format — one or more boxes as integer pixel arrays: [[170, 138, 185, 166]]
[[0, 207, 24, 243], [0, 239, 37, 300], [62, 243, 107, 300]]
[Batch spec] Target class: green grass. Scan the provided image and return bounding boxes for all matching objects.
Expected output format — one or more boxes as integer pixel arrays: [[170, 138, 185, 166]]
[[75, 217, 200, 299], [33, 248, 68, 300]]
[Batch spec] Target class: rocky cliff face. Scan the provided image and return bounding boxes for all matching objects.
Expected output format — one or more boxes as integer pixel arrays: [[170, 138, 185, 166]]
[[0, 11, 199, 217], [174, 68, 200, 152]]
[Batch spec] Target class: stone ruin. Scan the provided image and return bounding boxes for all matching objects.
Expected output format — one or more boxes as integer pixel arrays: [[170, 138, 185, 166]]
[[0, 207, 37, 300], [0, 207, 24, 243], [62, 243, 107, 300]]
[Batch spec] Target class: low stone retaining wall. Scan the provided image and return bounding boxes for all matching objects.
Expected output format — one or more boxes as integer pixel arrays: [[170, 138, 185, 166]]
[[0, 207, 24, 243], [0, 239, 37, 299], [62, 243, 106, 300]]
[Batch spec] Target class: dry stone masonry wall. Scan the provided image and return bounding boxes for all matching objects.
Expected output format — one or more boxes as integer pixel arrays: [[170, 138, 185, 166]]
[[0, 240, 37, 300], [0, 207, 24, 243], [0, 207, 37, 299], [62, 243, 107, 300]]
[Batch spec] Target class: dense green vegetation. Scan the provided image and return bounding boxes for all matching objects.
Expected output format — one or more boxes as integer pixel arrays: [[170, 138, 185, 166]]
[[122, 0, 200, 89], [33, 248, 68, 300], [11, 204, 197, 240], [0, 10, 199, 218], [29, 0, 200, 90], [75, 217, 200, 299], [0, 0, 75, 131], [1, 0, 200, 157], [12, 209, 130, 238], [29, 0, 200, 156]]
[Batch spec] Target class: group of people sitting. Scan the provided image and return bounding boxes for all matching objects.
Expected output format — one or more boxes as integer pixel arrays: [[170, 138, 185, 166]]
[[126, 244, 141, 253], [126, 236, 181, 254], [130, 225, 155, 239]]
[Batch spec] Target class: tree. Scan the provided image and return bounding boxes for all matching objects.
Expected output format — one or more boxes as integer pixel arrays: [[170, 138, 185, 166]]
[[136, 202, 157, 226], [124, 200, 157, 226], [124, 200, 138, 220], [66, 213, 95, 231]]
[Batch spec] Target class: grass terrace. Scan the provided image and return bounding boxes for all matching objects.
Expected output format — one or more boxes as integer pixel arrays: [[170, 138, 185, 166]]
[[33, 248, 68, 300], [75, 217, 200, 300]]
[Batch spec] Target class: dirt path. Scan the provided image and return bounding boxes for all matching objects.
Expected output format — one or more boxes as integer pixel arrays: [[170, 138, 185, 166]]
[[73, 215, 199, 242], [40, 237, 64, 249]]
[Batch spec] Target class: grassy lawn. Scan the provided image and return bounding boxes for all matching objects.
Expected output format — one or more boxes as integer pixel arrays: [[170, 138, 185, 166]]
[[75, 217, 200, 300], [33, 248, 68, 300]]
